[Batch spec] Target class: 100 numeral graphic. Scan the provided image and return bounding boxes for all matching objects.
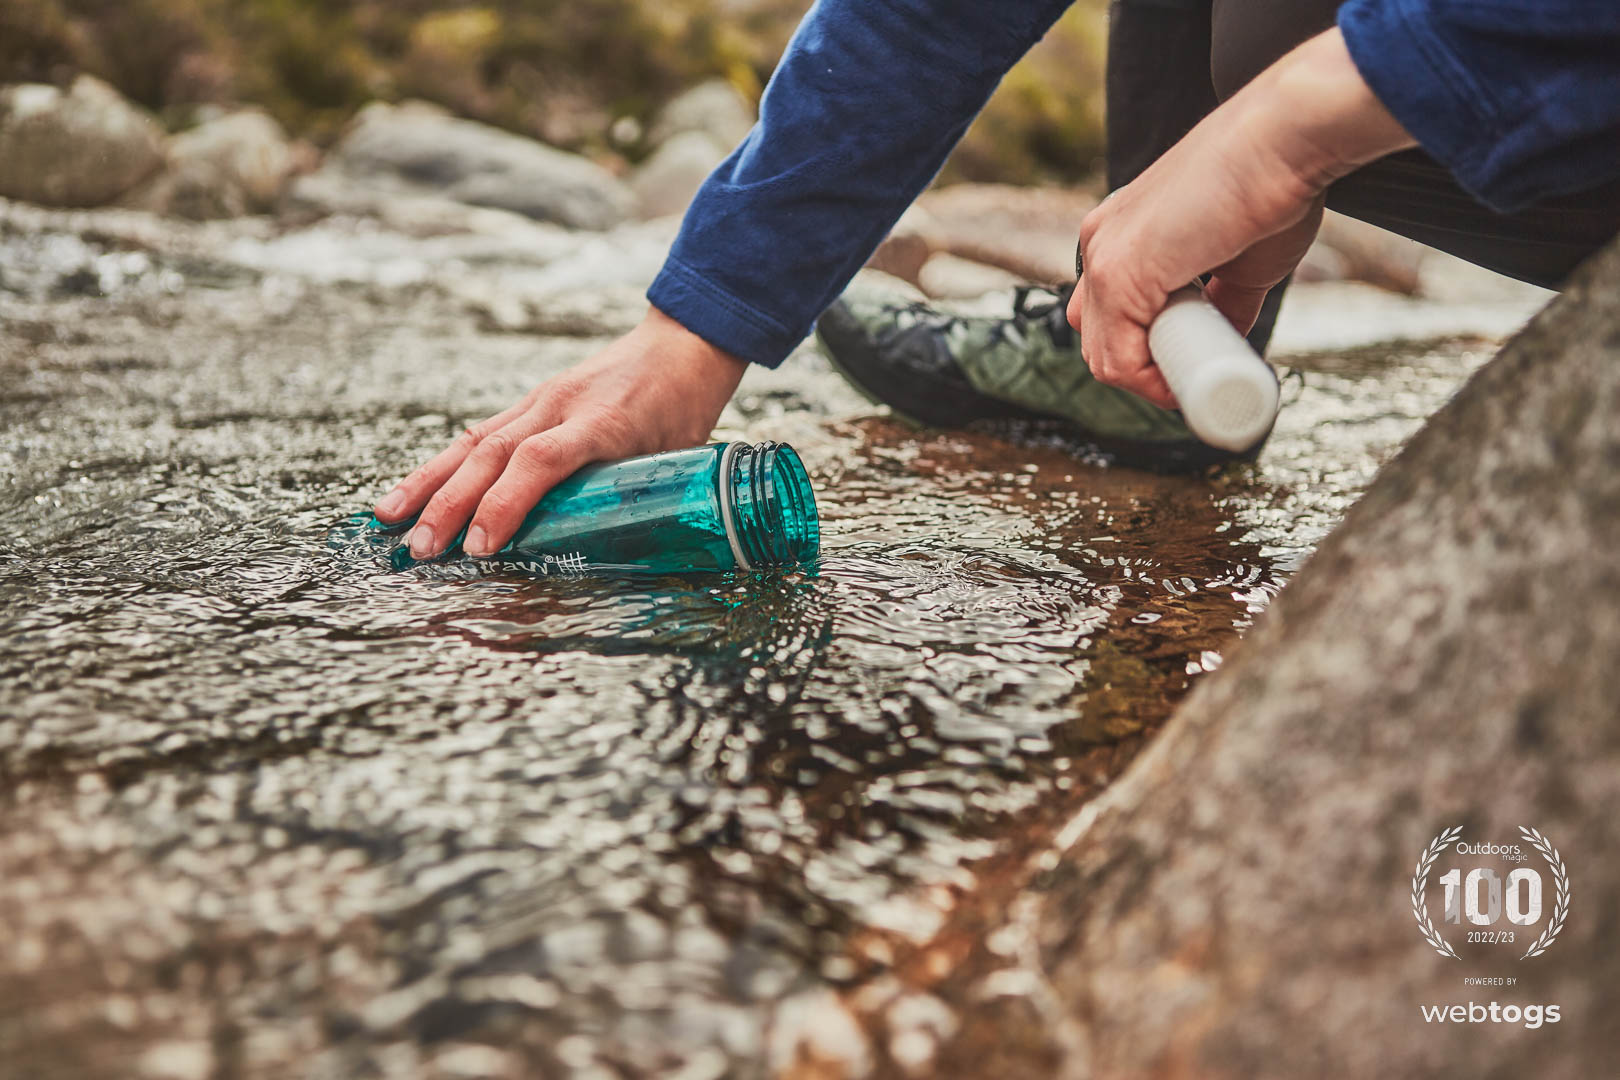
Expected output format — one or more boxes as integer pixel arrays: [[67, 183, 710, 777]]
[[1439, 867, 1543, 926]]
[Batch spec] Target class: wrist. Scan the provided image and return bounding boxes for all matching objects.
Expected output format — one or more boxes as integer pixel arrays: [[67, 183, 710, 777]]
[[638, 305, 749, 383], [1257, 28, 1418, 190]]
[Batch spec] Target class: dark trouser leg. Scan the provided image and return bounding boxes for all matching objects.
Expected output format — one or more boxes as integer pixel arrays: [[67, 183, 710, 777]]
[[1208, 0, 1620, 289], [1106, 0, 1286, 355], [1323, 156, 1620, 290], [1105, 1, 1217, 192]]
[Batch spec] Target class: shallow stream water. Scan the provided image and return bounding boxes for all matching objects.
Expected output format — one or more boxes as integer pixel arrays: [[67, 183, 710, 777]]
[[0, 214, 1498, 1078]]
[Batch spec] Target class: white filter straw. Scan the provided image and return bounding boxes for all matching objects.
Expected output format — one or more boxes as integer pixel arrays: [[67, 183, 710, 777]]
[[1147, 285, 1280, 452]]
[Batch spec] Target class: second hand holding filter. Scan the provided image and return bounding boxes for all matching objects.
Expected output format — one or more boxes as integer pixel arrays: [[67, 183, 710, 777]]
[[1075, 246, 1279, 453]]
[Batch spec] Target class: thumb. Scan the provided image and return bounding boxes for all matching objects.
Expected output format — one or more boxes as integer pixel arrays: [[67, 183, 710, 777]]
[[1202, 276, 1272, 337]]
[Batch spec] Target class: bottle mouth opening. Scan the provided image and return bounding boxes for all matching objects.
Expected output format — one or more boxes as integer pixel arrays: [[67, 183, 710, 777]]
[[721, 441, 820, 570]]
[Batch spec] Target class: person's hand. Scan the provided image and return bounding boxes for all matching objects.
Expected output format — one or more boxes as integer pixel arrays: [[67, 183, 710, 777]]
[[1067, 28, 1416, 408], [374, 307, 747, 559]]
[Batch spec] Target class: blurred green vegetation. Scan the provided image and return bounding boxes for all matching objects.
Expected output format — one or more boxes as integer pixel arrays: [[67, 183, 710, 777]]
[[946, 4, 1108, 185], [0, 0, 1106, 183]]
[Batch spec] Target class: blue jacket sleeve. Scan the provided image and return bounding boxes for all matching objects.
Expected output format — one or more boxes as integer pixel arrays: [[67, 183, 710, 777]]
[[1338, 0, 1620, 213], [646, 0, 1069, 368]]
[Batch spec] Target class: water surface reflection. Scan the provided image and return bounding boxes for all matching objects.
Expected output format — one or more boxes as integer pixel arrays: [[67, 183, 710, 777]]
[[0, 231, 1492, 1076]]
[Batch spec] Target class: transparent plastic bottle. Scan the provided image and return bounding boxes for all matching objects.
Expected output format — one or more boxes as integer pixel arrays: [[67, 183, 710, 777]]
[[347, 441, 819, 575]]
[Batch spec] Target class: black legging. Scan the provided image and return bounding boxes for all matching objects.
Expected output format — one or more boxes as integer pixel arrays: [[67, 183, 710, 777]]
[[1106, 0, 1620, 314]]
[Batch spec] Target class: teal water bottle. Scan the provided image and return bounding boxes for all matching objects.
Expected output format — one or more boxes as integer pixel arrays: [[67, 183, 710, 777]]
[[339, 441, 819, 575]]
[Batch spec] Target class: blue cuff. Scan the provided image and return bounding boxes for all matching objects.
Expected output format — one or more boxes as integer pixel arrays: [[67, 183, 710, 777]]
[[1337, 1, 1509, 210], [646, 255, 805, 369]]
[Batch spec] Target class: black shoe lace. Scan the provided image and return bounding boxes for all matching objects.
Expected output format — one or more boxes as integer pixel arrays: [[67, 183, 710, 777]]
[[1279, 365, 1307, 406], [874, 283, 1078, 350], [877, 301, 969, 346], [1009, 283, 1077, 348]]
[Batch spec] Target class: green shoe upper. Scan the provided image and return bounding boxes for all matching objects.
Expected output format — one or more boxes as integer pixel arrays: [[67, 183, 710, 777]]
[[951, 287, 1200, 444], [819, 284, 1201, 445]]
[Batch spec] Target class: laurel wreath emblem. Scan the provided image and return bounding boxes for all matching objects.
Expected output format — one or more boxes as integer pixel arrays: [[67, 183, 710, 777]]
[[1518, 825, 1571, 959], [1411, 825, 1463, 959]]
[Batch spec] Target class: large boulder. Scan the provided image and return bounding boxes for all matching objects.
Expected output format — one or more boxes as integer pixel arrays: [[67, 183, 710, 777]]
[[284, 170, 577, 248], [1016, 238, 1620, 1076], [916, 253, 1022, 300], [121, 109, 304, 220], [1307, 210, 1427, 293], [865, 205, 945, 288], [915, 183, 1098, 284], [646, 78, 756, 152], [170, 109, 302, 210], [629, 129, 728, 219], [0, 76, 165, 208], [325, 101, 634, 231]]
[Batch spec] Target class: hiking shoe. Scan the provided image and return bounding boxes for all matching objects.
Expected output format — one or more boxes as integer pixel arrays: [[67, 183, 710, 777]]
[[814, 283, 1268, 472]]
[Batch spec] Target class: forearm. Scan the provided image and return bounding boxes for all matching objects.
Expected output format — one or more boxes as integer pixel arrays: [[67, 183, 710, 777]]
[[1261, 29, 1417, 192], [648, 0, 1070, 368], [1068, 28, 1417, 408], [1097, 28, 1414, 293]]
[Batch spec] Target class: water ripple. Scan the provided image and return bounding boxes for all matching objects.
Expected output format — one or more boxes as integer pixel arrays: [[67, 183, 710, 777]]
[[0, 226, 1492, 1076]]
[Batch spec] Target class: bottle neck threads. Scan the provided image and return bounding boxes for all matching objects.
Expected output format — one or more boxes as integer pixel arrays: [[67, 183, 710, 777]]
[[718, 441, 819, 570]]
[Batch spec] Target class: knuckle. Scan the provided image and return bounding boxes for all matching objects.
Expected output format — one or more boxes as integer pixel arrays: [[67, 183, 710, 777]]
[[514, 429, 568, 471], [544, 373, 590, 404], [1082, 249, 1116, 287], [475, 489, 520, 524], [471, 428, 521, 465], [417, 490, 461, 529], [453, 423, 487, 450], [402, 464, 434, 491], [1078, 207, 1109, 248], [583, 405, 634, 450]]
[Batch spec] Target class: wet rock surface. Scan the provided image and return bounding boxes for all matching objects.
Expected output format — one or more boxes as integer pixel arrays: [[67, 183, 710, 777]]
[[0, 76, 166, 208], [645, 79, 757, 156], [0, 192, 1552, 1077], [121, 110, 304, 220], [1007, 240, 1620, 1078], [630, 131, 731, 220], [324, 101, 636, 231], [913, 185, 1099, 286]]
